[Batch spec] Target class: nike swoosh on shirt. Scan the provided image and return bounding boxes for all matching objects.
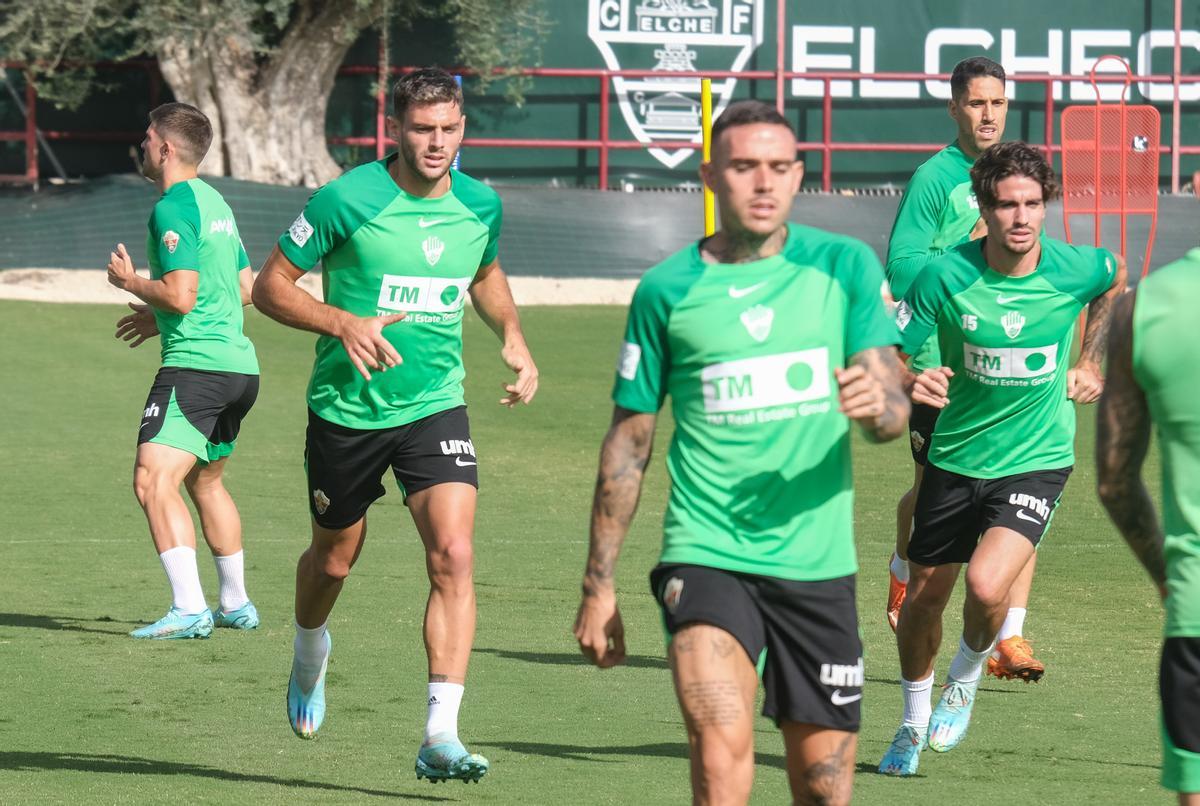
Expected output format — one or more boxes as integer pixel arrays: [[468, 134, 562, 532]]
[[418, 218, 448, 228], [830, 690, 863, 706], [728, 282, 768, 299], [1015, 509, 1042, 524], [455, 457, 477, 467], [996, 294, 1025, 304]]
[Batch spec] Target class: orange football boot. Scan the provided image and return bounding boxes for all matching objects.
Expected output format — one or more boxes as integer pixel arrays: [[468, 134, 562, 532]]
[[986, 636, 1045, 682]]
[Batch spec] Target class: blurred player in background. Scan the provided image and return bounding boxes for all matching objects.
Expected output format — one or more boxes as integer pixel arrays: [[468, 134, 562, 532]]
[[108, 102, 260, 640], [1098, 248, 1200, 806], [575, 100, 908, 806], [879, 142, 1125, 776], [884, 56, 1047, 684], [253, 68, 537, 784]]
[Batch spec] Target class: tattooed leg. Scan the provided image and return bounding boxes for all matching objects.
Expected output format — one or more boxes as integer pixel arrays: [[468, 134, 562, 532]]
[[670, 623, 758, 806], [781, 723, 857, 806]]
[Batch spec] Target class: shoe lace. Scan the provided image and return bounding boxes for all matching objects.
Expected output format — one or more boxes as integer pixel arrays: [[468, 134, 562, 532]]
[[941, 681, 973, 708]]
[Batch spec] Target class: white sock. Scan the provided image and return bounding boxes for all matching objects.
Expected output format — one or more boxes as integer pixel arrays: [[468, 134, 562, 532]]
[[293, 621, 330, 690], [947, 636, 996, 684], [159, 546, 206, 614], [901, 673, 934, 730], [425, 682, 465, 743], [213, 550, 249, 611], [997, 607, 1027, 642], [890, 552, 910, 584]]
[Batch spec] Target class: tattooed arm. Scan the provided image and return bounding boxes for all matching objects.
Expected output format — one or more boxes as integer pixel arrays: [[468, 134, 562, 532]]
[[574, 406, 657, 668], [836, 347, 910, 443], [1072, 253, 1128, 403], [1095, 289, 1167, 596]]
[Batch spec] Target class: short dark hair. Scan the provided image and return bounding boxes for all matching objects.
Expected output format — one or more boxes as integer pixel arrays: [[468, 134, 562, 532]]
[[393, 68, 463, 118], [710, 100, 794, 155], [148, 102, 212, 165], [971, 141, 1061, 209], [951, 57, 1006, 100]]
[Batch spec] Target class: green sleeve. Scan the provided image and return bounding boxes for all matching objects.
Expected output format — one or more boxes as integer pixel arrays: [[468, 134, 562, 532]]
[[612, 274, 673, 413], [885, 169, 951, 299], [452, 170, 503, 266], [1090, 247, 1118, 301], [278, 168, 399, 271], [841, 240, 900, 359], [150, 193, 201, 273], [236, 237, 250, 271], [897, 264, 948, 356]]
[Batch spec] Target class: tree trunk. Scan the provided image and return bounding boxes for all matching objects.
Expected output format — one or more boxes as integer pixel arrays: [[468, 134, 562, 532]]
[[155, 0, 380, 186]]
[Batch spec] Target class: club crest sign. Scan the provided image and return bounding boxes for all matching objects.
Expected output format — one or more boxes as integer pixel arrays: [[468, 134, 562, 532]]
[[588, 0, 764, 169]]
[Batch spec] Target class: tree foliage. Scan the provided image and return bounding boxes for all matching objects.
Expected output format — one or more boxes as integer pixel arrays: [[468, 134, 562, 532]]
[[0, 0, 548, 110]]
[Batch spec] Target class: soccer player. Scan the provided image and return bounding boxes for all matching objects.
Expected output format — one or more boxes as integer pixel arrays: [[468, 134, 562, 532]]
[[1097, 248, 1200, 806], [878, 142, 1126, 776], [107, 102, 261, 639], [574, 100, 908, 806], [251, 68, 537, 784], [884, 58, 1042, 682]]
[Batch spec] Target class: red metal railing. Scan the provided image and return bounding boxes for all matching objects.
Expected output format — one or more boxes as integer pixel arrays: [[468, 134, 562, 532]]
[[3, 13, 1196, 192]]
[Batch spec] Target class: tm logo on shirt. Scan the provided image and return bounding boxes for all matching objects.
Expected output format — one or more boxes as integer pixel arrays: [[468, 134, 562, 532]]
[[700, 349, 832, 425], [376, 274, 470, 319], [963, 342, 1058, 386]]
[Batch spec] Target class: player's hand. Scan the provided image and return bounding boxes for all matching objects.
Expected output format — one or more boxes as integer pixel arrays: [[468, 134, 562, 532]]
[[912, 366, 953, 409], [115, 301, 158, 348], [835, 364, 886, 423], [1067, 362, 1103, 404], [968, 217, 988, 241], [574, 590, 626, 668], [106, 243, 136, 289], [334, 312, 406, 381], [499, 341, 538, 407]]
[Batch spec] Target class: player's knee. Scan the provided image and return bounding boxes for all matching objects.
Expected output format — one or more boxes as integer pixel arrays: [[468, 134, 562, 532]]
[[427, 537, 474, 580], [964, 568, 1007, 610], [694, 740, 752, 799], [132, 465, 173, 507]]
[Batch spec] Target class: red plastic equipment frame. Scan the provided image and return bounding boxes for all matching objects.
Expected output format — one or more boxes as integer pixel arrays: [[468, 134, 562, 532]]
[[1061, 55, 1161, 279]]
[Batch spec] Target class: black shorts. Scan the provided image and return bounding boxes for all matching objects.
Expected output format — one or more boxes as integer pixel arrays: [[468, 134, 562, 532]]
[[304, 406, 478, 529], [908, 463, 1072, 566], [649, 564, 862, 732], [1161, 637, 1200, 788], [908, 403, 940, 465], [138, 367, 259, 463]]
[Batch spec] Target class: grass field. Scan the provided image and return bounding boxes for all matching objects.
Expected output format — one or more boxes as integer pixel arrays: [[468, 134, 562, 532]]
[[0, 299, 1171, 804]]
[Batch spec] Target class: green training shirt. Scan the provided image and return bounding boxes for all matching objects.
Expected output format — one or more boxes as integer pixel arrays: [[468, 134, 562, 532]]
[[146, 178, 258, 375], [886, 142, 979, 372], [1132, 249, 1200, 638], [897, 237, 1115, 478], [613, 223, 899, 581], [278, 157, 501, 430]]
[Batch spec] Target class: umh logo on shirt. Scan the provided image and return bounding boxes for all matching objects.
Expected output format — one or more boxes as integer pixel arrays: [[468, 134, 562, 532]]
[[700, 349, 831, 422], [376, 275, 469, 316]]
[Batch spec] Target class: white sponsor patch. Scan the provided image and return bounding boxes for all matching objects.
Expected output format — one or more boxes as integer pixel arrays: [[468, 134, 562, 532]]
[[963, 342, 1058, 379], [617, 341, 642, 381], [895, 300, 913, 331], [289, 213, 313, 247], [663, 577, 684, 614], [376, 274, 470, 314], [700, 349, 830, 413], [312, 489, 330, 515]]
